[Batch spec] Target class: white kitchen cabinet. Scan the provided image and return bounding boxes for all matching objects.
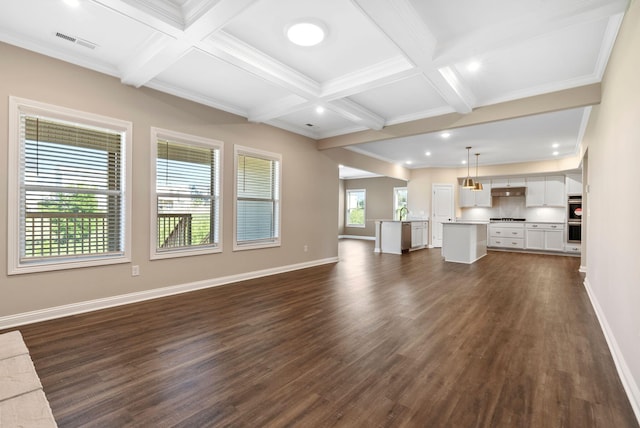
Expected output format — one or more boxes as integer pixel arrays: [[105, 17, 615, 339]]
[[525, 229, 545, 249], [459, 180, 491, 208], [566, 173, 582, 195], [410, 221, 428, 249], [526, 176, 565, 207], [488, 223, 525, 249], [565, 243, 582, 253], [491, 177, 526, 187], [525, 223, 564, 251]]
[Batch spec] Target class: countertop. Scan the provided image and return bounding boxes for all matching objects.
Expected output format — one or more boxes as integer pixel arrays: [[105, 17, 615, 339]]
[[444, 221, 489, 225], [488, 221, 564, 224], [375, 219, 429, 223]]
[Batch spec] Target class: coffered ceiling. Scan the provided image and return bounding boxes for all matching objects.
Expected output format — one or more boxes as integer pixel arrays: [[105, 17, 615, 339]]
[[0, 0, 629, 173]]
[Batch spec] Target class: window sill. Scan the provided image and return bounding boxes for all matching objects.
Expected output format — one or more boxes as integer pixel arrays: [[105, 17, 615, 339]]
[[9, 254, 130, 275], [151, 246, 222, 260], [233, 240, 280, 252]]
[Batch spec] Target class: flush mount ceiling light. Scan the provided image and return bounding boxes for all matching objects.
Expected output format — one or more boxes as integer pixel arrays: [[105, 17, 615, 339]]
[[467, 60, 481, 72], [462, 146, 475, 188], [472, 153, 483, 191], [286, 21, 326, 46], [315, 106, 325, 114], [441, 131, 451, 139]]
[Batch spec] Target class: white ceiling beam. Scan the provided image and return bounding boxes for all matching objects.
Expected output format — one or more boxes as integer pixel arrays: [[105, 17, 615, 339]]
[[202, 32, 321, 98], [329, 98, 386, 131], [353, 0, 475, 114], [321, 55, 418, 99], [432, 0, 630, 68], [110, 0, 258, 87], [92, 0, 185, 36], [204, 32, 388, 129]]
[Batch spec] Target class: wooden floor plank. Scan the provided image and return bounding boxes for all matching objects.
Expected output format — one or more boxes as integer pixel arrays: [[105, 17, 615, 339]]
[[3, 239, 637, 427]]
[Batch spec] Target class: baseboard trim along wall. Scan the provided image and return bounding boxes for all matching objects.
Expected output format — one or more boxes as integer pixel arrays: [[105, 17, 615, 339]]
[[338, 235, 375, 241], [0, 257, 339, 330], [584, 277, 640, 424]]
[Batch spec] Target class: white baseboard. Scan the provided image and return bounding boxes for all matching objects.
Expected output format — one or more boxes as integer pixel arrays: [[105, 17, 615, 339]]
[[583, 277, 640, 424], [338, 235, 375, 241], [579, 265, 587, 273], [0, 257, 339, 330]]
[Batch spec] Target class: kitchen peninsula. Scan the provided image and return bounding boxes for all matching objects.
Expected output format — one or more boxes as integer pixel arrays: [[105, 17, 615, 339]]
[[442, 221, 489, 264], [374, 220, 428, 254]]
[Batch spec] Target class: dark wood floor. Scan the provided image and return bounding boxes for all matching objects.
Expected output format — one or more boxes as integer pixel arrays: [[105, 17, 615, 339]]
[[4, 240, 638, 427]]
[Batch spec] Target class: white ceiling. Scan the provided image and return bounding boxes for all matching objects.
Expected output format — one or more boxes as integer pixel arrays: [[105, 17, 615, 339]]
[[0, 0, 628, 176]]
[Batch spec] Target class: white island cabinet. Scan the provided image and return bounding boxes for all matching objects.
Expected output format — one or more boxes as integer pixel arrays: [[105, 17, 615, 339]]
[[442, 222, 488, 264], [375, 220, 429, 254]]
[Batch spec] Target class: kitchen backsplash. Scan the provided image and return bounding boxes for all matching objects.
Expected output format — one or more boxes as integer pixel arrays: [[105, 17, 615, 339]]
[[460, 196, 565, 222]]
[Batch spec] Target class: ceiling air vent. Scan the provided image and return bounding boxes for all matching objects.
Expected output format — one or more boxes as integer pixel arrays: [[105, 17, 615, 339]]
[[55, 32, 97, 50], [55, 32, 76, 43]]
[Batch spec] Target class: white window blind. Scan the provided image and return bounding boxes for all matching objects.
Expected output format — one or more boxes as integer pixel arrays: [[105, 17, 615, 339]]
[[235, 147, 281, 248], [19, 115, 125, 262], [155, 137, 220, 254]]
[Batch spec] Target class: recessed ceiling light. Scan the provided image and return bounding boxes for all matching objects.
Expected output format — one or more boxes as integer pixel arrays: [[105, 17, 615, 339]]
[[405, 160, 413, 165], [462, 160, 467, 165], [63, 0, 80, 7], [425, 151, 431, 156], [441, 132, 451, 139], [467, 61, 481, 72], [553, 151, 559, 156], [286, 21, 326, 47], [315, 106, 325, 114], [552, 142, 559, 148]]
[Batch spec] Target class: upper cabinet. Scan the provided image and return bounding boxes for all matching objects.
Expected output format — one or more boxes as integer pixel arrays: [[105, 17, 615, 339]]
[[491, 177, 526, 188], [526, 176, 565, 207], [459, 180, 492, 208], [566, 173, 582, 195]]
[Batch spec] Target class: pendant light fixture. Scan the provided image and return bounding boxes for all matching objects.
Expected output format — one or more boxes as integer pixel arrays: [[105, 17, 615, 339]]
[[473, 153, 483, 191], [462, 146, 475, 188]]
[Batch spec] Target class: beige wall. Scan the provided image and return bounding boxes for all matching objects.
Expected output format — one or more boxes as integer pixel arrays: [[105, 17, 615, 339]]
[[341, 176, 407, 237], [338, 179, 345, 234], [0, 42, 339, 319], [580, 0, 640, 417]]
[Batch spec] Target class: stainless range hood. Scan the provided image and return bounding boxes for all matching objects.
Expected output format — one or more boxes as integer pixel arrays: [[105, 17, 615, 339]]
[[491, 187, 526, 197]]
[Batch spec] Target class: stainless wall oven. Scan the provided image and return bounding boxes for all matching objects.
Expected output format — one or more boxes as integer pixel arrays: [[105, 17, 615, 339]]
[[567, 196, 582, 243]]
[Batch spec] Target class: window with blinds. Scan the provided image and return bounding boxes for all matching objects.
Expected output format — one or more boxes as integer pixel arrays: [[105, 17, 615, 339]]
[[234, 146, 281, 249], [152, 128, 222, 258], [8, 97, 131, 274]]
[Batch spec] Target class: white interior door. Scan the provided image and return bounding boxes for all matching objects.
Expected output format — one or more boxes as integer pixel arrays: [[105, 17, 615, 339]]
[[432, 183, 455, 248]]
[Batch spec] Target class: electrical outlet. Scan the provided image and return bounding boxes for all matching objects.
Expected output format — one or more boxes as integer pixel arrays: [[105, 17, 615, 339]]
[[131, 265, 140, 276]]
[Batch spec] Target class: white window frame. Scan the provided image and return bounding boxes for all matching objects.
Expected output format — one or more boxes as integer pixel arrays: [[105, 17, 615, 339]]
[[346, 189, 366, 228], [7, 96, 132, 274], [233, 145, 282, 251], [393, 187, 408, 220], [150, 127, 223, 260]]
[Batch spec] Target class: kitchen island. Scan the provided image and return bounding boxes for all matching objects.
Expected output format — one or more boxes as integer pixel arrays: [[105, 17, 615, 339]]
[[374, 220, 429, 254], [442, 221, 488, 263]]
